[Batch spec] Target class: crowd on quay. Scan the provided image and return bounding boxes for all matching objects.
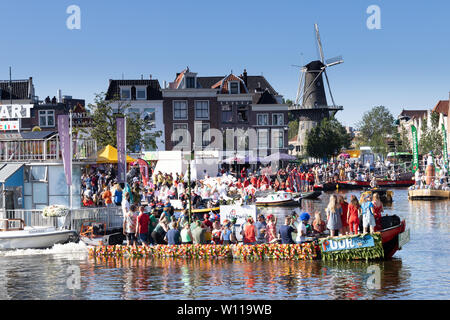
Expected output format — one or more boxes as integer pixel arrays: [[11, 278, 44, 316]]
[[78, 161, 385, 247]]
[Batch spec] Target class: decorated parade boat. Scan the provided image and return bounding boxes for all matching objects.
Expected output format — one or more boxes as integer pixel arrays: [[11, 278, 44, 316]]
[[79, 221, 125, 246], [408, 188, 450, 200], [89, 215, 409, 261], [255, 191, 302, 207], [0, 218, 77, 250]]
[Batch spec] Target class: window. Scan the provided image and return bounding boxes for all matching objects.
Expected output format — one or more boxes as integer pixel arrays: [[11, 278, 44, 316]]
[[229, 81, 239, 94], [195, 122, 210, 148], [173, 101, 188, 120], [222, 105, 233, 123], [271, 129, 284, 149], [136, 87, 146, 100], [257, 114, 269, 126], [30, 166, 48, 182], [39, 110, 55, 127], [143, 108, 156, 128], [272, 113, 284, 126], [172, 123, 189, 148], [127, 108, 140, 119], [186, 77, 196, 89], [195, 101, 209, 120], [237, 106, 248, 123], [257, 129, 269, 149], [120, 87, 131, 100]]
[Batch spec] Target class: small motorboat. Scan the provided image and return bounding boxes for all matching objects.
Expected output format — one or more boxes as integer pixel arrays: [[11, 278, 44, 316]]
[[79, 221, 125, 246], [360, 188, 393, 203], [255, 192, 301, 207], [0, 218, 78, 250], [299, 190, 322, 199]]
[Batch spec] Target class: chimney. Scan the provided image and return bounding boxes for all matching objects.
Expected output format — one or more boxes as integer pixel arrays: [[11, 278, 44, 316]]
[[149, 74, 152, 80], [57, 89, 62, 103], [243, 69, 248, 86], [163, 80, 167, 89]]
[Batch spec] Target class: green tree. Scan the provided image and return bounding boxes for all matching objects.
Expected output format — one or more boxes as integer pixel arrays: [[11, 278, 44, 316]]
[[305, 116, 351, 159], [356, 106, 396, 155], [86, 93, 161, 153], [419, 111, 443, 156]]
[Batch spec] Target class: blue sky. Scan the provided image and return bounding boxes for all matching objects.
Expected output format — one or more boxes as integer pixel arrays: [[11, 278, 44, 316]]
[[1, 0, 449, 127]]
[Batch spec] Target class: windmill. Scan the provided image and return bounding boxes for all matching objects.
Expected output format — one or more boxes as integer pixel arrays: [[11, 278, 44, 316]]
[[294, 23, 343, 109], [290, 24, 344, 155]]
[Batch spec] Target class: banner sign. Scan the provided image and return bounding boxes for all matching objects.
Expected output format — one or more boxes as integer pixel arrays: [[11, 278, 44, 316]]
[[442, 124, 448, 169], [116, 117, 126, 184], [321, 234, 375, 252], [0, 120, 19, 131], [57, 115, 71, 185], [137, 158, 149, 186], [0, 104, 33, 119], [220, 205, 257, 226], [411, 125, 419, 173]]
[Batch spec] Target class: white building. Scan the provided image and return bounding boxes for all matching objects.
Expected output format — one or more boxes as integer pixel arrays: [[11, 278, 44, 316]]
[[105, 78, 165, 152]]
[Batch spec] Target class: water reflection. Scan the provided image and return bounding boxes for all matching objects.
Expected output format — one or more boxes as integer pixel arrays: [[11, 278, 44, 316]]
[[0, 188, 448, 300]]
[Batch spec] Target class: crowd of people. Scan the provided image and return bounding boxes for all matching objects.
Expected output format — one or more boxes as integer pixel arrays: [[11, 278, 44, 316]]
[[77, 159, 390, 248]]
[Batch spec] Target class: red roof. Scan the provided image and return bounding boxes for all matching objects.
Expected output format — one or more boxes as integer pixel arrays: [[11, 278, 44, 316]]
[[432, 100, 449, 116]]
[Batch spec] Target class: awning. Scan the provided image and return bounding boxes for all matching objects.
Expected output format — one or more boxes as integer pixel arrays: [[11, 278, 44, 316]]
[[96, 145, 136, 163], [0, 163, 24, 183]]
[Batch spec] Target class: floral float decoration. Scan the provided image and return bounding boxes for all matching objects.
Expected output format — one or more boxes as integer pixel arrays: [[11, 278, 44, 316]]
[[88, 243, 321, 261], [42, 205, 69, 218], [319, 233, 384, 261]]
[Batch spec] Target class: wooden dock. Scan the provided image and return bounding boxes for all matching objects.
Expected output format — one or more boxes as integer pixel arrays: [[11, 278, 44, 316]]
[[408, 189, 450, 200]]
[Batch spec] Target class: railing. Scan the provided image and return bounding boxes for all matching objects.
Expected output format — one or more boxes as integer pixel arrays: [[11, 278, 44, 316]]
[[0, 136, 97, 162], [0, 207, 123, 233]]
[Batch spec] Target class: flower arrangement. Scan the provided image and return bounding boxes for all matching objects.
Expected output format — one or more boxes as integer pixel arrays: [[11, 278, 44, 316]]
[[319, 233, 384, 261], [42, 205, 69, 217], [88, 243, 321, 261]]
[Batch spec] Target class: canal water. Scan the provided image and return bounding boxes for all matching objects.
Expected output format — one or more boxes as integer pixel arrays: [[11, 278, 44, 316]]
[[0, 188, 449, 300]]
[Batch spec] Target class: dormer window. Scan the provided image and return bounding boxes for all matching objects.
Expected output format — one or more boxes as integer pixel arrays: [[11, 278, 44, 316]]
[[136, 87, 146, 100], [229, 81, 239, 94], [186, 76, 196, 89], [120, 87, 131, 100]]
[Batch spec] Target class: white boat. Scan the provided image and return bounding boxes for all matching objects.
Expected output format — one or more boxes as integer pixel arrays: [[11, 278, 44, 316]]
[[0, 219, 77, 250], [255, 192, 301, 207]]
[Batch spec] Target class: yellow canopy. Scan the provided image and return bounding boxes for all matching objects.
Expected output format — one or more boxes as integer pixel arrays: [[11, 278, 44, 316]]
[[96, 145, 136, 163]]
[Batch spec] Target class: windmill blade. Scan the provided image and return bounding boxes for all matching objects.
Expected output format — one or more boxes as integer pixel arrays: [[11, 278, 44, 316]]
[[314, 23, 325, 63], [323, 68, 336, 107], [295, 70, 305, 105], [325, 55, 344, 67]]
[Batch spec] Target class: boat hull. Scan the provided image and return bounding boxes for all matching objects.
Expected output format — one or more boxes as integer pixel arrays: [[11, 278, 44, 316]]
[[408, 189, 450, 200], [0, 228, 77, 250], [338, 180, 415, 190], [255, 199, 299, 207], [300, 191, 322, 199]]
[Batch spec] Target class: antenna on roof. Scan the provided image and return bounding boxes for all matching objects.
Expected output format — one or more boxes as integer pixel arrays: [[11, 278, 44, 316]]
[[9, 66, 12, 105]]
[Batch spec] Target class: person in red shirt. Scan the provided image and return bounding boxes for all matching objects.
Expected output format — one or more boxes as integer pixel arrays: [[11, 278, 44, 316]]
[[372, 193, 384, 232], [136, 206, 150, 245], [307, 171, 315, 191], [243, 217, 256, 244], [202, 213, 213, 230], [250, 175, 257, 187], [243, 178, 250, 188], [235, 178, 243, 189], [300, 171, 306, 191], [240, 167, 247, 179]]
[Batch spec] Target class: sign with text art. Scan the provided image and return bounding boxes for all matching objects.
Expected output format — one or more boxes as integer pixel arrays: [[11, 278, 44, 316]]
[[442, 124, 449, 169], [57, 115, 71, 185], [116, 116, 126, 184], [411, 125, 419, 173]]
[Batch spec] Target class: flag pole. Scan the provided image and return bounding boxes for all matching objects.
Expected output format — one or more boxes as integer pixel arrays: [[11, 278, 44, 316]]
[[69, 109, 73, 209]]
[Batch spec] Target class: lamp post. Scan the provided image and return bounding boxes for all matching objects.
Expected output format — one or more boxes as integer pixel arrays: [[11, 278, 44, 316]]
[[187, 143, 195, 225]]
